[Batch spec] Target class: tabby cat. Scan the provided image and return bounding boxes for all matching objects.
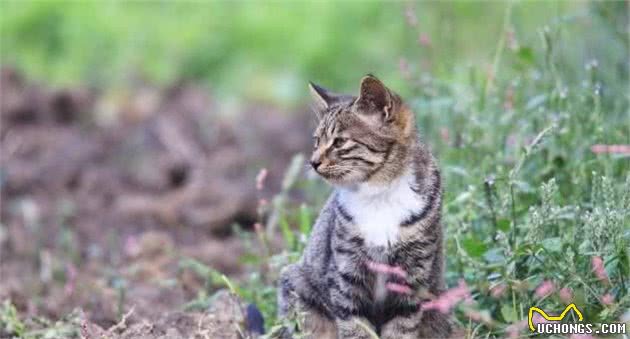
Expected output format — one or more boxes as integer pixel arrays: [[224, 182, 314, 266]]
[[278, 75, 450, 339]]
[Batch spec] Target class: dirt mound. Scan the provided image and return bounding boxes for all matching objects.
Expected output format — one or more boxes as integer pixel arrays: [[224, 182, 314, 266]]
[[76, 290, 253, 339]]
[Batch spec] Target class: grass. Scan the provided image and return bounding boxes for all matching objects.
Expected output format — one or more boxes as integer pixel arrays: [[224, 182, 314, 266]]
[[221, 2, 630, 337], [1, 1, 586, 104], [1, 1, 629, 338]]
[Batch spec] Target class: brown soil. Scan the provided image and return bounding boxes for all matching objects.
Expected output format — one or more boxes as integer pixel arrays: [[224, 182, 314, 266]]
[[0, 67, 312, 337]]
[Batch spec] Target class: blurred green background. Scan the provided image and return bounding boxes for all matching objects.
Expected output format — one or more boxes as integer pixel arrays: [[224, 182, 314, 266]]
[[2, 1, 613, 105]]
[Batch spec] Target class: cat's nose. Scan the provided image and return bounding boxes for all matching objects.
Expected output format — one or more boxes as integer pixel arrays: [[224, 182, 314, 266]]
[[310, 160, 322, 170]]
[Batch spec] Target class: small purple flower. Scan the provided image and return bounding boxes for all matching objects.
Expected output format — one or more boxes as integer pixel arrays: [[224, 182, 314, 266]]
[[534, 280, 555, 299]]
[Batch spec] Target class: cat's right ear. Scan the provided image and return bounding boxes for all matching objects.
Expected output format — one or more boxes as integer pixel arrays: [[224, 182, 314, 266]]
[[308, 82, 335, 115]]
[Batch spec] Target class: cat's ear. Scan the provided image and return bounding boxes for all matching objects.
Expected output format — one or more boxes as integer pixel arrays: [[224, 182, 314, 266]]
[[308, 82, 337, 113], [354, 74, 394, 122]]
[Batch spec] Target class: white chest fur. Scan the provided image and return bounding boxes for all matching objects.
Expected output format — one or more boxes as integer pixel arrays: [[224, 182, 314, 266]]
[[338, 171, 426, 247]]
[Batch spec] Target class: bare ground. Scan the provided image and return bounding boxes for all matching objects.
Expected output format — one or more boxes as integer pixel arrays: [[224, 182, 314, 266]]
[[0, 67, 311, 338]]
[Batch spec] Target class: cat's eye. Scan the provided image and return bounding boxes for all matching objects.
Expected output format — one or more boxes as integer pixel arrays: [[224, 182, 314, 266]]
[[313, 136, 320, 148], [333, 137, 347, 148]]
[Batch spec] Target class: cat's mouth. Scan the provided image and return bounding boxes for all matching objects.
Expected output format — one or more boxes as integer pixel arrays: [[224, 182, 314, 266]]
[[315, 167, 345, 181], [319, 173, 345, 183], [315, 166, 366, 185]]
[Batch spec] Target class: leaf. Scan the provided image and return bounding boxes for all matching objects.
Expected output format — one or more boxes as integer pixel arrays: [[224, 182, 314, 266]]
[[497, 218, 511, 232], [239, 253, 261, 265], [525, 94, 547, 111], [516, 47, 535, 64], [512, 180, 535, 193], [221, 274, 237, 294], [445, 166, 470, 177], [178, 258, 224, 287], [298, 204, 312, 236], [572, 290, 587, 315], [501, 304, 517, 322], [484, 248, 505, 264], [541, 237, 562, 252], [281, 154, 304, 191], [279, 217, 295, 250], [462, 237, 488, 258], [615, 246, 629, 279], [450, 191, 472, 205]]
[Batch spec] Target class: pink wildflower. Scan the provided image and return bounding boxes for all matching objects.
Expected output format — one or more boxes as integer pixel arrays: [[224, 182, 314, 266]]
[[591, 144, 630, 155], [592, 256, 609, 284], [255, 168, 268, 191], [439, 128, 450, 143], [124, 235, 141, 257], [570, 334, 596, 339], [534, 280, 555, 299], [386, 282, 413, 295], [532, 312, 551, 325], [529, 312, 553, 332], [253, 222, 264, 234], [366, 261, 407, 279], [421, 280, 471, 313], [490, 283, 507, 298], [463, 308, 488, 323], [64, 263, 77, 297], [418, 33, 432, 47], [506, 319, 528, 339], [600, 293, 614, 305]]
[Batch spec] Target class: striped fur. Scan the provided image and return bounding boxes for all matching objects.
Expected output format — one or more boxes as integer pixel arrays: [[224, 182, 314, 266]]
[[278, 75, 450, 338]]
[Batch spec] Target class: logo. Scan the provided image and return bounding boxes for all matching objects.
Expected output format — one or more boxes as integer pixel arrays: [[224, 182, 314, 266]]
[[528, 303, 583, 332], [528, 303, 627, 335]]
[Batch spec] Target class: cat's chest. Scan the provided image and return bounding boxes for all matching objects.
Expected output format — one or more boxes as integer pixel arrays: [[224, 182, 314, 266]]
[[338, 175, 425, 247]]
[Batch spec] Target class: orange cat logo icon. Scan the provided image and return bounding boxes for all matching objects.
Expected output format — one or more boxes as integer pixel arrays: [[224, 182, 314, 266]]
[[528, 303, 584, 332]]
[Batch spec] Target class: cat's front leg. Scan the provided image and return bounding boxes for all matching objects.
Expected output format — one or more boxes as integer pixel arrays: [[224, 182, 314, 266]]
[[336, 317, 377, 339], [380, 308, 451, 339]]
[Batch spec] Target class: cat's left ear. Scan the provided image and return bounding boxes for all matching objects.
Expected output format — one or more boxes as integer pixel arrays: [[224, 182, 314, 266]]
[[308, 82, 338, 116], [354, 75, 394, 122]]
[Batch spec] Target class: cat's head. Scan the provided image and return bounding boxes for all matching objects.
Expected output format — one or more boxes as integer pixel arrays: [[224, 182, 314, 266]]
[[308, 75, 416, 186]]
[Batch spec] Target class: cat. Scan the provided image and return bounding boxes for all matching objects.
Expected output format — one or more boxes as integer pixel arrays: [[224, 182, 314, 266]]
[[277, 75, 450, 339]]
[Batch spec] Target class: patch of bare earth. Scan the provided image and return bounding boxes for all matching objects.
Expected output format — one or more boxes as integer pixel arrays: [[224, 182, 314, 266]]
[[0, 67, 311, 337]]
